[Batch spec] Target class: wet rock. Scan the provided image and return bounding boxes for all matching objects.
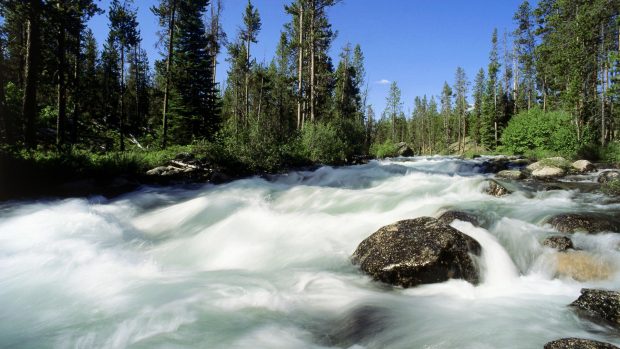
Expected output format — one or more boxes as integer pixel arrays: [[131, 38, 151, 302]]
[[497, 170, 526, 180], [396, 142, 414, 157], [481, 157, 509, 173], [437, 210, 480, 227], [328, 305, 390, 347], [544, 338, 619, 349], [486, 179, 511, 197], [598, 170, 620, 184], [572, 160, 597, 173], [546, 214, 620, 234], [555, 252, 613, 281], [532, 166, 566, 180], [351, 217, 481, 288], [571, 288, 620, 327], [543, 236, 573, 251]]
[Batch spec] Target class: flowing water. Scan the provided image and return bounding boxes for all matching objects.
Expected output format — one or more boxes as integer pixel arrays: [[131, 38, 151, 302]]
[[1, 157, 620, 348]]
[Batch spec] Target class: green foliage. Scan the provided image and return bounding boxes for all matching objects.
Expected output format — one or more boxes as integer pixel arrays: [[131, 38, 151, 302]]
[[369, 140, 397, 158], [300, 122, 346, 164], [500, 108, 580, 157], [602, 180, 620, 196]]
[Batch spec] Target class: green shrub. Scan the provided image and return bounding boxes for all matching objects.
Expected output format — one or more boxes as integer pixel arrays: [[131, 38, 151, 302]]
[[369, 140, 398, 158], [500, 108, 580, 157], [602, 180, 620, 196], [300, 122, 346, 164]]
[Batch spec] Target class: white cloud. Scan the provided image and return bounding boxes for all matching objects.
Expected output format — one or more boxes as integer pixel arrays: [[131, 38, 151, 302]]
[[375, 79, 391, 85]]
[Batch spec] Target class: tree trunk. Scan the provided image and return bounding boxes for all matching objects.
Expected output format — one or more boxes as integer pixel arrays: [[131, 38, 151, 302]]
[[310, 2, 315, 123], [70, 28, 81, 145], [296, 4, 304, 130], [56, 6, 67, 149], [245, 32, 251, 123], [119, 47, 125, 151], [162, 0, 177, 149], [23, 0, 41, 149]]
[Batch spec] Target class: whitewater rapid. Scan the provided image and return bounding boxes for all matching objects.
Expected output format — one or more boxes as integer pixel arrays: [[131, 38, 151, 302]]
[[1, 156, 619, 348]]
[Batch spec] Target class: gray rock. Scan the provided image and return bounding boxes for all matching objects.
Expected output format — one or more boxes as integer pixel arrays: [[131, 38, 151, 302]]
[[437, 210, 480, 227], [572, 160, 597, 173], [532, 166, 566, 179], [497, 170, 526, 180], [571, 288, 620, 327], [351, 217, 481, 288], [546, 213, 620, 234], [396, 142, 414, 157], [486, 180, 511, 197], [598, 170, 620, 184], [544, 338, 619, 349], [543, 236, 573, 251]]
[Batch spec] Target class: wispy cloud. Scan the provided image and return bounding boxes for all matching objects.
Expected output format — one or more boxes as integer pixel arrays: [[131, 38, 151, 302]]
[[375, 79, 391, 85]]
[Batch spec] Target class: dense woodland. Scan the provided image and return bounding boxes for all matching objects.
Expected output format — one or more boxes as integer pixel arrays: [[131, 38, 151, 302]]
[[0, 0, 619, 174]]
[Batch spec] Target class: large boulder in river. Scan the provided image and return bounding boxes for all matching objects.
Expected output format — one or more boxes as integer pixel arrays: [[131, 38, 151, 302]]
[[598, 170, 620, 184], [572, 160, 597, 173], [546, 214, 620, 234], [532, 166, 566, 180], [496, 169, 526, 180], [543, 236, 574, 251], [351, 217, 481, 288], [571, 289, 620, 327], [544, 338, 619, 349], [437, 210, 480, 227], [486, 179, 512, 197]]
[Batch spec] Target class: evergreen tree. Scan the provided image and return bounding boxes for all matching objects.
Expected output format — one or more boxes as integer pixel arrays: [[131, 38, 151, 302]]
[[454, 66, 468, 153], [481, 28, 500, 149], [385, 81, 402, 142], [513, 0, 536, 111], [440, 81, 452, 151]]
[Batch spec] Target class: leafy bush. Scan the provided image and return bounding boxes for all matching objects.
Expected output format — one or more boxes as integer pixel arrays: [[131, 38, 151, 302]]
[[369, 140, 398, 158], [300, 122, 346, 164], [602, 180, 620, 196], [500, 108, 580, 157]]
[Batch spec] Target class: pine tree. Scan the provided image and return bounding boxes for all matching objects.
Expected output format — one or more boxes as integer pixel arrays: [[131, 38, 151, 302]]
[[240, 1, 261, 121], [513, 0, 536, 111], [471, 68, 485, 148], [481, 28, 500, 149], [385, 81, 403, 142], [440, 81, 452, 151], [454, 66, 468, 153]]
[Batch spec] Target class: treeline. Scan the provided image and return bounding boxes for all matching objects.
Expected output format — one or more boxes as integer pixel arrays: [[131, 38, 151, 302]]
[[0, 0, 619, 172], [372, 0, 620, 158], [0, 0, 369, 170]]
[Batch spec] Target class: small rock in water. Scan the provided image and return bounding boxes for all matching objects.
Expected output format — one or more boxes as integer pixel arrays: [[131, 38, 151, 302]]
[[351, 217, 481, 288], [497, 170, 526, 180], [555, 252, 613, 281], [572, 160, 597, 173], [436, 210, 480, 227], [327, 305, 390, 347], [598, 170, 620, 184], [543, 236, 574, 251], [546, 214, 620, 234], [486, 180, 511, 197], [571, 289, 620, 327], [544, 338, 619, 349]]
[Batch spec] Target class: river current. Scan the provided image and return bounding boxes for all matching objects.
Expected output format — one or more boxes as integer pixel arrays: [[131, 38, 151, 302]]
[[1, 156, 619, 348]]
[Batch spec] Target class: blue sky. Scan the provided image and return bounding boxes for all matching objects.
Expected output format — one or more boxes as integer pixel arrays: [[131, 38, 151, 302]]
[[88, 0, 533, 114]]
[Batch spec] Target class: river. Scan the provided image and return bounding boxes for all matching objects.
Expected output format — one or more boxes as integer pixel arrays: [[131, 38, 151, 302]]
[[1, 156, 619, 348]]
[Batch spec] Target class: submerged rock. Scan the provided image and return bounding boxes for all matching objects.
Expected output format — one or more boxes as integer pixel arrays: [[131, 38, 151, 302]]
[[351, 217, 481, 288], [572, 160, 597, 173], [497, 169, 526, 180], [486, 179, 512, 197], [543, 236, 573, 251], [571, 289, 620, 327], [546, 214, 620, 234], [555, 252, 613, 281], [327, 305, 390, 347], [437, 210, 480, 227], [544, 338, 619, 349], [598, 170, 620, 184]]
